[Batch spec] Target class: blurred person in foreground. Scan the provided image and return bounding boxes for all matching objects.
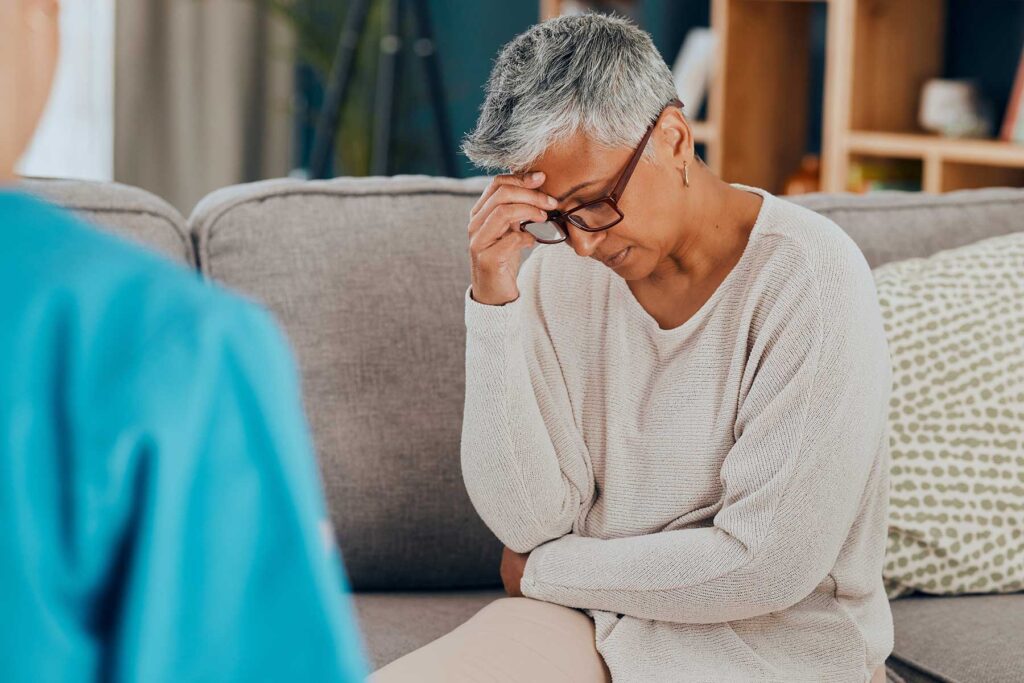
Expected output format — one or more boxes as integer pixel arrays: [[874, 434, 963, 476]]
[[0, 1, 369, 680]]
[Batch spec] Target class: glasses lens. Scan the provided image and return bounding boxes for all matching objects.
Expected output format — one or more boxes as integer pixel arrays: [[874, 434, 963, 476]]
[[521, 220, 566, 243], [567, 201, 621, 230]]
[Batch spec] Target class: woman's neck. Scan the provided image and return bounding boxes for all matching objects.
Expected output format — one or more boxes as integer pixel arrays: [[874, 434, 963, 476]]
[[651, 172, 758, 286]]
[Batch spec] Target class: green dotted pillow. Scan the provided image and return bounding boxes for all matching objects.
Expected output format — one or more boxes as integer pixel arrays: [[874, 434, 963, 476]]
[[872, 231, 1024, 598]]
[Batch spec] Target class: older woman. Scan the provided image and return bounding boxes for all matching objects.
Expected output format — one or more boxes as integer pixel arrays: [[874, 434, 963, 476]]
[[370, 12, 893, 683]]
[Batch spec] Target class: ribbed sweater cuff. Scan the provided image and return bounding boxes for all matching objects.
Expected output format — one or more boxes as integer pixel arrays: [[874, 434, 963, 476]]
[[519, 537, 555, 601], [464, 283, 522, 343]]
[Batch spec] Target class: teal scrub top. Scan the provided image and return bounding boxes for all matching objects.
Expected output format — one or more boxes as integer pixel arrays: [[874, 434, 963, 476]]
[[0, 190, 370, 682]]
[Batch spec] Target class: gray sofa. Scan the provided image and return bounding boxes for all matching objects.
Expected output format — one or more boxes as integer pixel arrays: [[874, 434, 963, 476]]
[[21, 175, 1024, 683]]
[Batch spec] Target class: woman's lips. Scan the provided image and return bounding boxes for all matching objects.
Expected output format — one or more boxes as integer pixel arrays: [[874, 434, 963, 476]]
[[605, 246, 631, 267]]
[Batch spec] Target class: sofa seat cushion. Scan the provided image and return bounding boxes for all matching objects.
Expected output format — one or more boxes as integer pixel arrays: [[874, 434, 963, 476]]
[[889, 592, 1024, 682], [354, 590, 1015, 680]]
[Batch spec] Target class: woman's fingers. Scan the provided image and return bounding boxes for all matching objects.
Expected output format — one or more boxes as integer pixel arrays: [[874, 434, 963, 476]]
[[474, 184, 557, 233], [469, 171, 549, 223], [471, 218, 536, 273], [469, 201, 548, 255], [470, 172, 535, 217]]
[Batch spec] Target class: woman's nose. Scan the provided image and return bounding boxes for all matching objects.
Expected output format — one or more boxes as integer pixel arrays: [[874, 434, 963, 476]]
[[566, 224, 606, 257]]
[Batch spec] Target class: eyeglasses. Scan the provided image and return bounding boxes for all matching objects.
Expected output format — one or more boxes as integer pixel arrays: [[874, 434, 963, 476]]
[[518, 98, 684, 244]]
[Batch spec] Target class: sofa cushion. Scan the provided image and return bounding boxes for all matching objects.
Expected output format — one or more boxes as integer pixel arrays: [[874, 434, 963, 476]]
[[791, 186, 1024, 268], [889, 593, 1024, 683], [191, 175, 500, 590], [872, 232, 1024, 599], [353, 590, 989, 681], [18, 177, 193, 266]]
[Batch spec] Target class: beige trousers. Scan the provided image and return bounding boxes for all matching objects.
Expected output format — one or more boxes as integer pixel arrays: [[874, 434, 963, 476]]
[[367, 597, 611, 682], [367, 596, 890, 683]]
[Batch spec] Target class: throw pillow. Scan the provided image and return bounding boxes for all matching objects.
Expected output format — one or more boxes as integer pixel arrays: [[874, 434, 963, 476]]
[[873, 230, 1024, 598]]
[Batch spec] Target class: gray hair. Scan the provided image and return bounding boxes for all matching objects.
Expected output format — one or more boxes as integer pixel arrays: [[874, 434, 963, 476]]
[[460, 12, 681, 174]]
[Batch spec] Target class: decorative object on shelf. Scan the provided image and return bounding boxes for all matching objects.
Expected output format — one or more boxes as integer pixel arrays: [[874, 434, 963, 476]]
[[671, 27, 716, 120], [847, 158, 921, 193], [918, 78, 995, 139], [999, 42, 1024, 144], [782, 154, 820, 196]]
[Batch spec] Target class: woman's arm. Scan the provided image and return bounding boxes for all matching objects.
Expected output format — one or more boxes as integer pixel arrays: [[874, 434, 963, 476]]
[[461, 249, 594, 554], [518, 245, 893, 624]]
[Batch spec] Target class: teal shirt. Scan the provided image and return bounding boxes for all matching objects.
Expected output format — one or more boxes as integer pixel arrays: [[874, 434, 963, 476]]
[[0, 191, 370, 682]]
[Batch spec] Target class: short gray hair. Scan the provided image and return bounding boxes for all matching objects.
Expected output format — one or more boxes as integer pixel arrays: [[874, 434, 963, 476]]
[[460, 12, 680, 174]]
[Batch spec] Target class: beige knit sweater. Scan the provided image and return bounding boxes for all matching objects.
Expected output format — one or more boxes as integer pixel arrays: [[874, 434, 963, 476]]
[[460, 183, 895, 682]]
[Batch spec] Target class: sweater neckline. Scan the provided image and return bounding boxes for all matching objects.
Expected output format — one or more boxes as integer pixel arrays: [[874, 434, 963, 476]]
[[611, 182, 771, 339]]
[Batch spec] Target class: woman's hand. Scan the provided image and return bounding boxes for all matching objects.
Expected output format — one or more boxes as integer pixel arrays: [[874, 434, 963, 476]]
[[467, 171, 555, 306], [500, 545, 531, 598]]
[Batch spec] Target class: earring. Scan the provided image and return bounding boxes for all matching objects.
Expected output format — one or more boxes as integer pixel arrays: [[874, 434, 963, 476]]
[[683, 161, 690, 188]]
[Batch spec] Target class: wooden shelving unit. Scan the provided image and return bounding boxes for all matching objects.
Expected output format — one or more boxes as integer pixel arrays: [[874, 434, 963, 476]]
[[541, 0, 1024, 194]]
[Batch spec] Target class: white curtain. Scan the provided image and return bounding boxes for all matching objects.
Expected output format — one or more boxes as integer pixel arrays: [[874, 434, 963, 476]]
[[114, 0, 295, 213]]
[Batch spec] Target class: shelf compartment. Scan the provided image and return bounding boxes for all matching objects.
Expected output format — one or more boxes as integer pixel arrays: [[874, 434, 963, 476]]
[[716, 0, 815, 192], [850, 0, 946, 134], [939, 161, 1024, 192]]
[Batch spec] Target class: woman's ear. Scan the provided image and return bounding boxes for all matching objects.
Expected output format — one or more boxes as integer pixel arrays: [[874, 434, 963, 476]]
[[657, 111, 692, 165]]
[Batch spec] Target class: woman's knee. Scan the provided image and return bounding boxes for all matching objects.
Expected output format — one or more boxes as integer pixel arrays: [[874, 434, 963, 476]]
[[369, 597, 608, 682], [475, 597, 594, 630], [471, 597, 601, 653]]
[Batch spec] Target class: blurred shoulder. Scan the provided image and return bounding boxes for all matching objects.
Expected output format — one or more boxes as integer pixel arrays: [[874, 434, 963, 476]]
[[0, 189, 288, 385]]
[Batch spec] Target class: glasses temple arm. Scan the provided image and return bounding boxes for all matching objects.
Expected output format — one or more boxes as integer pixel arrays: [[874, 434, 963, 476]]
[[609, 98, 684, 201]]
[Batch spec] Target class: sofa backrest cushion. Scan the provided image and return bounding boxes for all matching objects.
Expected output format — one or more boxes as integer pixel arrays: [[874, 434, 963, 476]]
[[790, 186, 1024, 268], [192, 176, 496, 590], [190, 175, 1024, 590], [18, 178, 194, 267]]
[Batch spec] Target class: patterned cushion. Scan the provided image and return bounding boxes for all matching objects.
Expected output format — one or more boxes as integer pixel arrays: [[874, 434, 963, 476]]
[[873, 231, 1024, 597]]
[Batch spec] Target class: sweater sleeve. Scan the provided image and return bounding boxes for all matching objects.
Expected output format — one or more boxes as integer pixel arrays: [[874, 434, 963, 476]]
[[460, 248, 595, 554], [519, 245, 893, 624]]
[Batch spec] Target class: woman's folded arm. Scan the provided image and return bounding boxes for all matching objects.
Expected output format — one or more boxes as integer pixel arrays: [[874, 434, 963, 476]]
[[519, 252, 892, 624], [460, 255, 594, 554]]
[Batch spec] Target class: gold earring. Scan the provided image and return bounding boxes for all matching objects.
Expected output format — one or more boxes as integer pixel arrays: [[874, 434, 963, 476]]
[[683, 161, 690, 187]]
